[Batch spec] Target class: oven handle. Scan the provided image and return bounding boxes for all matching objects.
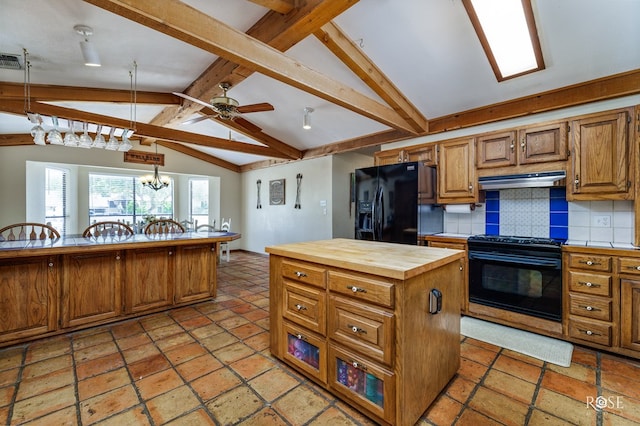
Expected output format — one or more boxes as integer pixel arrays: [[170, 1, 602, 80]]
[[468, 251, 561, 268]]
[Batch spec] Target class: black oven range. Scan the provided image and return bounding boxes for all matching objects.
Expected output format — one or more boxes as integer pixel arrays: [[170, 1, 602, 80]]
[[467, 234, 564, 322]]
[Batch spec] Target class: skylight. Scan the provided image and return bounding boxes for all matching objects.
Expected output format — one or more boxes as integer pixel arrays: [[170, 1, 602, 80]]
[[463, 0, 544, 81]]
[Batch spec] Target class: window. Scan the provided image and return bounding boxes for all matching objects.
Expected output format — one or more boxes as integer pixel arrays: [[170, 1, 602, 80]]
[[463, 0, 544, 81], [45, 167, 68, 235], [190, 178, 209, 226], [88, 173, 173, 227]]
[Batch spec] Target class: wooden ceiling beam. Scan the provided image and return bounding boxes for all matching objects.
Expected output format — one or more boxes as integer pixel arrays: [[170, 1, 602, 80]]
[[83, 0, 416, 134], [247, 0, 295, 15], [156, 141, 241, 173], [314, 22, 428, 133], [0, 100, 290, 158], [0, 82, 177, 104], [0, 134, 33, 146]]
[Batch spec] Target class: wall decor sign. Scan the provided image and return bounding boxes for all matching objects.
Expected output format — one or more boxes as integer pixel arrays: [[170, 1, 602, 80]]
[[123, 150, 165, 165], [269, 179, 285, 205]]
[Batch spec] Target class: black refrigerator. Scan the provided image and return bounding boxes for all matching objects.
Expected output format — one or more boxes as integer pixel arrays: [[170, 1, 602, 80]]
[[355, 162, 443, 245]]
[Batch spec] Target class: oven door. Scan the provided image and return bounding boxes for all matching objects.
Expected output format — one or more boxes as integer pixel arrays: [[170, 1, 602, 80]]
[[468, 250, 562, 321]]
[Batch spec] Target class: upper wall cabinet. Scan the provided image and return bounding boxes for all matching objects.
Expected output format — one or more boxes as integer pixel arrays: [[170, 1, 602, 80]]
[[568, 108, 633, 201], [438, 138, 477, 203], [374, 144, 437, 166], [476, 121, 568, 170]]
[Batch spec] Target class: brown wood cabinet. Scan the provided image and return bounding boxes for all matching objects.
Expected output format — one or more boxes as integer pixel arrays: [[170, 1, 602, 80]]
[[374, 144, 436, 167], [267, 239, 464, 426], [568, 109, 632, 200], [0, 256, 58, 344], [425, 236, 468, 314], [438, 138, 477, 203], [61, 250, 123, 328], [621, 279, 640, 352], [175, 243, 217, 303], [125, 246, 175, 314]]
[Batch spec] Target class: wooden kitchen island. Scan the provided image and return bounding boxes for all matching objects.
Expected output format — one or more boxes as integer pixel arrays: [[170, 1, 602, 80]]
[[266, 238, 464, 426], [0, 231, 240, 348]]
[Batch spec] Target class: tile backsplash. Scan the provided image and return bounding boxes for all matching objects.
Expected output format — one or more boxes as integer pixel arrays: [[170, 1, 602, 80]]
[[443, 188, 634, 245]]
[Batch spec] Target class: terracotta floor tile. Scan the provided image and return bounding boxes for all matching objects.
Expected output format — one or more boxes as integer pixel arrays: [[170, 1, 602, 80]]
[[20, 404, 79, 426], [244, 331, 270, 352], [0, 385, 15, 408], [455, 407, 502, 426], [425, 394, 463, 425], [24, 336, 71, 363], [308, 406, 364, 426], [527, 408, 572, 425], [15, 367, 76, 401], [458, 357, 489, 383], [468, 386, 529, 426], [541, 369, 598, 403], [254, 317, 270, 330], [248, 367, 300, 402], [140, 314, 175, 331], [121, 343, 161, 365], [207, 308, 236, 322], [80, 385, 140, 425], [10, 385, 76, 424], [272, 385, 330, 425], [483, 369, 536, 404], [601, 365, 640, 400], [154, 332, 195, 352], [230, 353, 275, 380], [169, 306, 200, 322], [601, 392, 640, 424], [191, 367, 242, 401], [146, 385, 200, 424], [534, 388, 597, 425], [73, 341, 119, 364], [78, 367, 131, 401], [492, 353, 543, 384], [175, 353, 223, 382], [22, 354, 73, 379], [0, 346, 24, 372], [546, 361, 596, 385], [463, 336, 501, 353], [461, 341, 499, 366], [128, 353, 171, 380], [571, 346, 598, 368], [205, 386, 264, 425], [91, 405, 150, 426], [230, 323, 264, 340], [241, 309, 269, 322], [135, 368, 184, 401], [501, 348, 545, 367], [189, 323, 225, 340], [177, 315, 213, 330], [75, 352, 125, 381], [146, 323, 184, 342], [164, 341, 208, 366], [163, 408, 216, 426], [444, 375, 476, 404], [0, 367, 18, 389], [236, 407, 288, 426], [218, 315, 250, 330], [72, 331, 114, 351], [212, 341, 254, 364], [109, 320, 145, 340]]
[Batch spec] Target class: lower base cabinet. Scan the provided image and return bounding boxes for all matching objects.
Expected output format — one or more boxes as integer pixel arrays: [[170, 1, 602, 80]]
[[267, 239, 464, 426], [621, 279, 640, 352]]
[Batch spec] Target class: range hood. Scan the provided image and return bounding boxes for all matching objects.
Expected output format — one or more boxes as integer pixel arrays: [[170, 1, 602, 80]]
[[478, 171, 566, 190]]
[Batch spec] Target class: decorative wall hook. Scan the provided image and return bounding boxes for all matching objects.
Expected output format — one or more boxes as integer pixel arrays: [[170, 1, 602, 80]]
[[294, 173, 302, 209], [256, 179, 262, 209]]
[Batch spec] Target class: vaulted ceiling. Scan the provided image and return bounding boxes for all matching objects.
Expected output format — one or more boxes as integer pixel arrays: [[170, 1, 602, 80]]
[[1, 0, 639, 172]]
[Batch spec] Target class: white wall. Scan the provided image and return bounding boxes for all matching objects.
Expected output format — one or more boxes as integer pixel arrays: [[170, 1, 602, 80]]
[[331, 152, 373, 238]]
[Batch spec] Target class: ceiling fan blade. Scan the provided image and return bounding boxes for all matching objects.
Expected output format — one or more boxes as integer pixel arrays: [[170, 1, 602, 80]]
[[234, 117, 263, 133], [237, 103, 275, 114], [172, 92, 213, 110], [182, 115, 216, 125]]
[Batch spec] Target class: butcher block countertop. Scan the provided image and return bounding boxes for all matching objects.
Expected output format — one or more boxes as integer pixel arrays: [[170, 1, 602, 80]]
[[265, 238, 464, 280]]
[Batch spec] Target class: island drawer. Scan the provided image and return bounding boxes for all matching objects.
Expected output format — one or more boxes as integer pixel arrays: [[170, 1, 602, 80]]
[[282, 260, 326, 288], [283, 281, 326, 335], [568, 254, 612, 272], [328, 296, 394, 367], [328, 343, 395, 425], [617, 257, 640, 276], [568, 271, 612, 297], [568, 293, 612, 321], [281, 320, 327, 384], [568, 317, 612, 347], [328, 271, 394, 308]]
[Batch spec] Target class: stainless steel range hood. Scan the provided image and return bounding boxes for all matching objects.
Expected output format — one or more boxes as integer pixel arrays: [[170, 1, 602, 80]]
[[478, 171, 566, 190]]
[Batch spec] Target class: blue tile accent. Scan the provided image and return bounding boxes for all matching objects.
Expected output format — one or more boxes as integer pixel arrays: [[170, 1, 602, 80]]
[[550, 198, 568, 212], [484, 191, 499, 234], [550, 187, 566, 198], [550, 212, 568, 226], [550, 226, 568, 240], [485, 199, 500, 212], [486, 224, 500, 235], [486, 212, 500, 225], [485, 190, 500, 200]]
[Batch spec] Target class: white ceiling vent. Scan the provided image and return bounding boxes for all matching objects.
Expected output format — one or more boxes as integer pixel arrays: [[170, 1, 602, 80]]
[[0, 53, 23, 70]]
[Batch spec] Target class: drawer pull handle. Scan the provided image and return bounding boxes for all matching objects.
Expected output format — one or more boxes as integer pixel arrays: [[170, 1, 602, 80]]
[[295, 304, 307, 311], [295, 271, 307, 278], [348, 325, 367, 334], [626, 265, 640, 271], [579, 305, 599, 312], [295, 333, 306, 340], [579, 328, 601, 337], [578, 281, 600, 288], [347, 285, 367, 293], [351, 361, 367, 371], [580, 260, 601, 266]]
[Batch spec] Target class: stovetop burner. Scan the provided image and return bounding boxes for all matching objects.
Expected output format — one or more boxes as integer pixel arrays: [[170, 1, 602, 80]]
[[468, 234, 565, 247]]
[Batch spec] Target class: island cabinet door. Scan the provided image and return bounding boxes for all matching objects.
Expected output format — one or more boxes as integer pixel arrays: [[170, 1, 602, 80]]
[[174, 243, 216, 304], [60, 251, 123, 328], [124, 246, 175, 314], [0, 256, 58, 344], [281, 320, 327, 384], [328, 343, 395, 425]]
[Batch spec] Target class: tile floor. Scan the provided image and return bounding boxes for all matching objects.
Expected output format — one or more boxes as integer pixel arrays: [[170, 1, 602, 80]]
[[1, 251, 639, 425]]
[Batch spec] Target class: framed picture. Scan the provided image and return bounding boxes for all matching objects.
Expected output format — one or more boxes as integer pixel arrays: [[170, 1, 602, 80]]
[[269, 178, 285, 205]]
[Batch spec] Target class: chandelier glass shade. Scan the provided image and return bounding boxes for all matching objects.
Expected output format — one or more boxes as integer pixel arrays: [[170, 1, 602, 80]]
[[141, 164, 170, 191]]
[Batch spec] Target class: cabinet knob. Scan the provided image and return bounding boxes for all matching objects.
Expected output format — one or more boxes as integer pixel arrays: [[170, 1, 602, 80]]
[[48, 262, 54, 267], [295, 304, 307, 311], [296, 333, 305, 340], [168, 251, 173, 256], [351, 361, 367, 371], [348, 325, 366, 334], [586, 260, 593, 265], [295, 271, 307, 278], [521, 139, 526, 151], [347, 285, 366, 293], [115, 255, 120, 260], [510, 143, 515, 152], [586, 330, 593, 336], [585, 306, 593, 311], [578, 281, 600, 288]]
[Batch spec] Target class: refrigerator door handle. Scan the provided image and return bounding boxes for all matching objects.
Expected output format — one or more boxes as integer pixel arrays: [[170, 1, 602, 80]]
[[375, 187, 384, 240]]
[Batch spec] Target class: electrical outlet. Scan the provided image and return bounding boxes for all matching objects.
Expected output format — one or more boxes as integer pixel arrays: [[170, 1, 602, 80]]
[[593, 215, 611, 228]]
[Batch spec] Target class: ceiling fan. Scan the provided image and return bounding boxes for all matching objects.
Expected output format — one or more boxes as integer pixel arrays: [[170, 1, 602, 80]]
[[173, 82, 274, 127]]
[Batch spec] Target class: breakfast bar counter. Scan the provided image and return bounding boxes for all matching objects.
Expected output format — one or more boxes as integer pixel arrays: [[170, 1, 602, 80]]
[[266, 238, 464, 426], [0, 231, 240, 347]]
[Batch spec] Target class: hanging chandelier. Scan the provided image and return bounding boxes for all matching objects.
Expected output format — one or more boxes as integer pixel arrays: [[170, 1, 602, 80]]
[[141, 164, 170, 191]]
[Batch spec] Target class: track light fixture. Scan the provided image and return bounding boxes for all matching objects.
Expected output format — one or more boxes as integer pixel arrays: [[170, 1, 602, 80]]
[[74, 24, 101, 67], [303, 107, 314, 130]]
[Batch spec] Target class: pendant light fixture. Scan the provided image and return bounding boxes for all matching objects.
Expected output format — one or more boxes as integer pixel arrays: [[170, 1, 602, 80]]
[[140, 144, 170, 191], [303, 107, 314, 130], [74, 25, 101, 67]]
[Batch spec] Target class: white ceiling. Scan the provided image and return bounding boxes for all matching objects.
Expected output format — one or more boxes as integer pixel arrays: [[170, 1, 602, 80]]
[[1, 0, 639, 167]]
